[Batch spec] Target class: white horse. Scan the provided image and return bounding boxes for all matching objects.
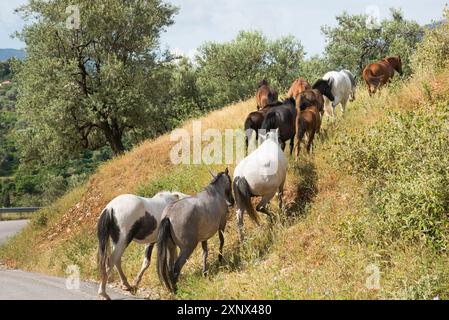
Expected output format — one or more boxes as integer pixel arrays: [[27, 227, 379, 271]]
[[97, 190, 188, 300], [321, 70, 354, 123], [233, 129, 288, 241], [341, 69, 357, 101]]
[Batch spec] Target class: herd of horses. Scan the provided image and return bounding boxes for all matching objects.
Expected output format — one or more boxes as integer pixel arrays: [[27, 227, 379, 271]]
[[95, 56, 403, 299]]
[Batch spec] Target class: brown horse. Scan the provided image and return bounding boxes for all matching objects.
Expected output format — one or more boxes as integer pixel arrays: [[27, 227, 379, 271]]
[[363, 56, 403, 96], [256, 79, 278, 110], [295, 104, 321, 161], [297, 79, 335, 116], [288, 78, 312, 103]]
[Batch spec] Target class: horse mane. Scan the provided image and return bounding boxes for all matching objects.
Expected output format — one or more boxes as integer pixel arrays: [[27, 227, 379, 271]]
[[312, 79, 328, 89], [264, 101, 283, 108], [283, 97, 295, 106], [261, 111, 277, 131]]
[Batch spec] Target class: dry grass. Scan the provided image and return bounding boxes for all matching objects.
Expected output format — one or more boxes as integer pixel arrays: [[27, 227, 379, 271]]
[[1, 72, 448, 299]]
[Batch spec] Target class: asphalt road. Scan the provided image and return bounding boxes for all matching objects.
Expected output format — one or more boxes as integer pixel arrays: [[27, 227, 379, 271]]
[[0, 268, 134, 300], [0, 219, 135, 300], [0, 219, 29, 245]]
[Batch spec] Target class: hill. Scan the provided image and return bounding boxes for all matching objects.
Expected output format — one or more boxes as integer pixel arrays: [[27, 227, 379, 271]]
[[0, 49, 26, 61], [0, 66, 448, 299]]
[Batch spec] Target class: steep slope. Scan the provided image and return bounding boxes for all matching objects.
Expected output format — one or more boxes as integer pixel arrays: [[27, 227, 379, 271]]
[[1, 70, 448, 299]]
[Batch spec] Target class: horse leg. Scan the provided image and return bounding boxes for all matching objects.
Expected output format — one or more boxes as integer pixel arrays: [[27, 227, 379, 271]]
[[290, 138, 294, 156], [218, 228, 225, 263], [278, 182, 285, 211], [173, 245, 196, 293], [201, 241, 208, 276], [114, 243, 133, 292], [98, 246, 115, 300], [236, 208, 245, 242], [307, 131, 315, 154], [256, 192, 276, 214], [132, 243, 154, 292], [341, 98, 348, 115]]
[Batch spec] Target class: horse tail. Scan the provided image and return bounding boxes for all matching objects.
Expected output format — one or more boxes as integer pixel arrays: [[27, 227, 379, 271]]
[[261, 111, 277, 132], [97, 208, 113, 277], [157, 217, 176, 293], [244, 115, 255, 148], [363, 68, 383, 86], [299, 97, 310, 111], [260, 96, 269, 109], [233, 177, 259, 225]]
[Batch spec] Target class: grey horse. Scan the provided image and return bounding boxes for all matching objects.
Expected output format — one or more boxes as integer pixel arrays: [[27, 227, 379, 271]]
[[157, 168, 235, 293]]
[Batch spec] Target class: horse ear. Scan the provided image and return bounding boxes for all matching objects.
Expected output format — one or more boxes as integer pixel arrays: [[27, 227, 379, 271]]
[[327, 78, 333, 88], [208, 169, 217, 178], [224, 167, 229, 175]]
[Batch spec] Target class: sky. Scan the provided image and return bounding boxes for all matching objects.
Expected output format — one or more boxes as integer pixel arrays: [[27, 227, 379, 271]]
[[0, 0, 447, 57]]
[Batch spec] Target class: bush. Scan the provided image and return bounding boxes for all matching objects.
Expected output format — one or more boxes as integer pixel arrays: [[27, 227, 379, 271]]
[[412, 9, 449, 73], [335, 100, 449, 251]]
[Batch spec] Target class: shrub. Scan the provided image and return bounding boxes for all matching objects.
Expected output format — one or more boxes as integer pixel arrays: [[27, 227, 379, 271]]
[[335, 100, 449, 251], [412, 9, 449, 73]]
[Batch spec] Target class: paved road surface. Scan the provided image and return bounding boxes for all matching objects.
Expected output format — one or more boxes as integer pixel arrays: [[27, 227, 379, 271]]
[[0, 220, 29, 245], [0, 219, 135, 300], [0, 268, 135, 300]]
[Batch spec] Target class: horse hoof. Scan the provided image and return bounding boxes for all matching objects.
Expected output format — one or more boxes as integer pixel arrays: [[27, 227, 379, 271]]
[[99, 294, 111, 300], [127, 286, 138, 295]]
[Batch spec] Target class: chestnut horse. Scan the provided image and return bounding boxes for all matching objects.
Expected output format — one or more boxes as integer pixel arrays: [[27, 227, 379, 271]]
[[297, 79, 335, 116], [256, 79, 278, 110], [295, 104, 321, 161], [363, 56, 403, 96], [288, 78, 312, 104]]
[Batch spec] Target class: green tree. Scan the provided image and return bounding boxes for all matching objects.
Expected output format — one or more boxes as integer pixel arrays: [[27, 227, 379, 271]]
[[196, 31, 305, 108], [322, 8, 423, 76], [14, 0, 178, 159]]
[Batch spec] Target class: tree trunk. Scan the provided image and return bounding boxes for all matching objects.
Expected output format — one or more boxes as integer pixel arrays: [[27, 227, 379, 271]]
[[99, 119, 125, 156]]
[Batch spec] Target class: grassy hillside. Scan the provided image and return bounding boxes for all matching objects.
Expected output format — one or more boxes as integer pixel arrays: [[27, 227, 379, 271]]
[[0, 69, 448, 299]]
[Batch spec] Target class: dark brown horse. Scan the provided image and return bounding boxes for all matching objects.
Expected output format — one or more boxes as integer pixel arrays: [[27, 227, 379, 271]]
[[288, 78, 312, 103], [261, 98, 297, 155], [244, 101, 282, 150], [256, 79, 278, 110], [363, 56, 403, 96], [295, 104, 321, 161]]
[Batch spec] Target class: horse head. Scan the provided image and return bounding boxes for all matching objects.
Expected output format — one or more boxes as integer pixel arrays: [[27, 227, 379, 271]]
[[211, 168, 234, 207], [312, 79, 335, 101], [387, 56, 403, 75], [258, 79, 269, 88], [222, 168, 234, 207]]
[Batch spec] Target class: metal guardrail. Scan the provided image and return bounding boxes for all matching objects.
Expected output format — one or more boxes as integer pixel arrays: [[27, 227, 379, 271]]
[[0, 207, 43, 214]]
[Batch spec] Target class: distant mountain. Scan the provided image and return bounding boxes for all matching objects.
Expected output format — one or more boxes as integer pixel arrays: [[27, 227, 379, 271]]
[[424, 20, 446, 30], [0, 49, 26, 61]]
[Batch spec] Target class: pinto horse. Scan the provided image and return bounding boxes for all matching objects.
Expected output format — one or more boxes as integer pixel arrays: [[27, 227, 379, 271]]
[[97, 191, 188, 300], [363, 56, 403, 96], [233, 130, 288, 241], [288, 78, 312, 104], [256, 79, 278, 110]]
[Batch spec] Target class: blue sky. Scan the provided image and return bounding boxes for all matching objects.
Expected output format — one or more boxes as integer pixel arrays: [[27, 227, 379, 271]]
[[0, 0, 447, 57]]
